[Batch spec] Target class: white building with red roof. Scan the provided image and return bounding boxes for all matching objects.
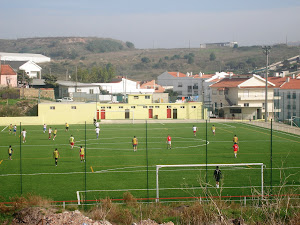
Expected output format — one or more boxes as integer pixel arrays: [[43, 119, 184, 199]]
[[210, 74, 277, 120], [0, 64, 17, 87]]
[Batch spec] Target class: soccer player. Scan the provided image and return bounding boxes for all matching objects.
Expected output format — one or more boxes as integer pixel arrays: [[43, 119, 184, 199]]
[[9, 124, 13, 134], [43, 124, 47, 133], [65, 122, 69, 132], [69, 135, 75, 149], [53, 148, 59, 166], [166, 134, 172, 149], [233, 143, 239, 158], [233, 135, 239, 144], [8, 145, 13, 160], [132, 136, 138, 152], [48, 127, 52, 140], [192, 125, 198, 137], [13, 125, 17, 136], [53, 128, 57, 140], [95, 127, 100, 139], [21, 129, 27, 143], [95, 121, 99, 128], [79, 146, 85, 162], [214, 166, 222, 188], [211, 125, 216, 136]]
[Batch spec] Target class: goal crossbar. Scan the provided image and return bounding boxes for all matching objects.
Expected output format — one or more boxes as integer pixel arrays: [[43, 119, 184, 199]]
[[156, 163, 264, 202]]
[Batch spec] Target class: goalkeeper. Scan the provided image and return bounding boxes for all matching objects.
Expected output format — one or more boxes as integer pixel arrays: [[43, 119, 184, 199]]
[[213, 166, 222, 188]]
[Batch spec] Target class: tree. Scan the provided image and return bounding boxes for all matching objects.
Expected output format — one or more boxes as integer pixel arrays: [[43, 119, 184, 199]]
[[187, 56, 194, 64], [210, 52, 216, 61], [141, 57, 150, 63], [43, 74, 58, 88], [233, 44, 238, 49], [125, 41, 135, 49]]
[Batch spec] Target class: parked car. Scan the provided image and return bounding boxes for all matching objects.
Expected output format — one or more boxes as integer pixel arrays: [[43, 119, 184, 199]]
[[56, 97, 73, 102]]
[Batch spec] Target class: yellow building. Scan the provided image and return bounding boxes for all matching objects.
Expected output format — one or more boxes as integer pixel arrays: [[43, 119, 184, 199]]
[[0, 94, 206, 126], [96, 94, 205, 120]]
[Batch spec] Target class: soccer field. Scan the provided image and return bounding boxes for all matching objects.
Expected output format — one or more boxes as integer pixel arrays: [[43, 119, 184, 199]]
[[0, 122, 299, 204]]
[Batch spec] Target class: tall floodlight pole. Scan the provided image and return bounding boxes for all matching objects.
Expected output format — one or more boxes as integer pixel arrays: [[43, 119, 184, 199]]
[[262, 46, 271, 122]]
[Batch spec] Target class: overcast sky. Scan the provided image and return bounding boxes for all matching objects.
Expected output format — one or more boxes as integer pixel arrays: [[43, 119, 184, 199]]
[[1, 0, 300, 48]]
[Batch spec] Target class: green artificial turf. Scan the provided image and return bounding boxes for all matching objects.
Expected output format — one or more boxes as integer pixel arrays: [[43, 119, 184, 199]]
[[0, 122, 299, 203]]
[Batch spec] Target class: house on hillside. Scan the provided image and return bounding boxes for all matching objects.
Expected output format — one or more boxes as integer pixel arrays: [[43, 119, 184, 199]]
[[1, 60, 43, 79], [93, 77, 155, 95], [140, 80, 165, 93], [0, 64, 17, 87], [210, 74, 277, 120]]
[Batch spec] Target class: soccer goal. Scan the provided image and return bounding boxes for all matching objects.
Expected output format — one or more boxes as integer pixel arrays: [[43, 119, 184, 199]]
[[155, 163, 265, 203], [95, 110, 135, 123]]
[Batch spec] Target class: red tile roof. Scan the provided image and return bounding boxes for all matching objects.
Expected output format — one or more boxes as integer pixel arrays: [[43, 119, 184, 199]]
[[0, 65, 16, 75], [140, 80, 165, 92], [168, 72, 187, 77], [210, 78, 248, 88], [267, 77, 286, 88], [280, 78, 300, 89]]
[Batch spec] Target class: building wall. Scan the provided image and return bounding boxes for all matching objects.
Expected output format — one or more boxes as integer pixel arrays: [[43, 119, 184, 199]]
[[128, 94, 153, 104], [20, 88, 55, 99], [277, 90, 300, 121], [0, 75, 17, 87]]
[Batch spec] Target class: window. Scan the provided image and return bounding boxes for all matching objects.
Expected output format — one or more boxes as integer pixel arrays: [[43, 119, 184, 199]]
[[89, 89, 94, 94], [193, 83, 198, 89], [107, 106, 111, 109], [149, 106, 153, 108], [101, 106, 105, 109], [287, 105, 291, 110], [119, 106, 123, 109], [131, 106, 136, 108], [167, 106, 171, 108], [244, 103, 249, 107], [220, 103, 223, 107], [194, 90, 198, 95], [292, 92, 296, 99], [191, 106, 196, 108], [145, 95, 150, 99], [230, 108, 242, 113], [50, 106, 55, 110], [212, 90, 217, 95], [224, 89, 228, 95], [219, 90, 223, 95], [180, 106, 185, 108], [243, 90, 249, 97], [187, 86, 192, 92], [134, 96, 139, 99], [287, 92, 291, 99], [77, 89, 82, 92], [71, 106, 76, 109], [262, 103, 265, 109], [215, 102, 217, 107], [155, 106, 160, 108], [178, 82, 182, 87], [143, 106, 147, 108]]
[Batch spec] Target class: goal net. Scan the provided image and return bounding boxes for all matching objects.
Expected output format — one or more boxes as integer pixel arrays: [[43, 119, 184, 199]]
[[291, 116, 300, 128], [156, 163, 264, 202]]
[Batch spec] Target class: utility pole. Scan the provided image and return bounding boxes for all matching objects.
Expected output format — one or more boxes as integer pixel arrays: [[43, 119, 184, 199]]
[[262, 46, 271, 122]]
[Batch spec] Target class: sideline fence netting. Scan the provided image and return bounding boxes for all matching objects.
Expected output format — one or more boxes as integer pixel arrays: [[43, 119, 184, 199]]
[[0, 120, 299, 205]]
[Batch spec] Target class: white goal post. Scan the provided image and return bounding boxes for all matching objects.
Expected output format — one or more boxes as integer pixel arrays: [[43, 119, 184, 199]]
[[156, 163, 265, 203]]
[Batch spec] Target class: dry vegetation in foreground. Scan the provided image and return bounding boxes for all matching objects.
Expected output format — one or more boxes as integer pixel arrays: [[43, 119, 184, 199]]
[[1, 191, 299, 225]]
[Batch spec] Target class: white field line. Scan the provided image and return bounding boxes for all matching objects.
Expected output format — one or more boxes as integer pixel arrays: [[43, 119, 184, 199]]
[[1, 166, 299, 177], [1, 126, 8, 132], [219, 123, 236, 128], [241, 122, 300, 139]]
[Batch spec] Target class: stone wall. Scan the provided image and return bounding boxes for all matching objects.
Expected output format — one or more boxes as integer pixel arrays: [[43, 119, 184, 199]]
[[20, 88, 55, 99]]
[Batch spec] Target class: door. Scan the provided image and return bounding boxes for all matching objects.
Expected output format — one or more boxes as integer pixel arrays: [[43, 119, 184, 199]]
[[101, 109, 105, 119], [97, 110, 100, 120], [167, 108, 171, 118], [149, 109, 153, 119], [125, 109, 130, 119], [173, 108, 177, 119]]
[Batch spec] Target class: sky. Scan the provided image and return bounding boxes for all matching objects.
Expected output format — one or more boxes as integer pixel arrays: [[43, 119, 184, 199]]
[[1, 0, 300, 49]]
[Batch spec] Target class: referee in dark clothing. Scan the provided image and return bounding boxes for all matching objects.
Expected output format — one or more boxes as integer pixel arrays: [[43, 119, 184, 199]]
[[214, 166, 222, 188]]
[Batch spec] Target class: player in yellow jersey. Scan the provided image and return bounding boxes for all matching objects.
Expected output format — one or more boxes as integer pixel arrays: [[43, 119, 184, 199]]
[[65, 122, 69, 132], [53, 128, 57, 140], [8, 145, 13, 160], [53, 148, 59, 166], [69, 135, 75, 149], [9, 124, 13, 134], [211, 125, 216, 136], [132, 136, 138, 152], [79, 146, 85, 162], [233, 135, 238, 144]]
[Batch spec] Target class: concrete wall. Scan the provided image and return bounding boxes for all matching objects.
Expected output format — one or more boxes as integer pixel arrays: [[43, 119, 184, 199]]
[[20, 88, 55, 99]]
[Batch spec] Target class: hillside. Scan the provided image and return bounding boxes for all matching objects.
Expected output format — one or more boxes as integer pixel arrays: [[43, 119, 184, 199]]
[[0, 37, 299, 81]]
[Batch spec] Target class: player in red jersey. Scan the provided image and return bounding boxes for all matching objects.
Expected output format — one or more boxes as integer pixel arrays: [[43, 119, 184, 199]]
[[233, 143, 239, 158], [166, 134, 172, 149]]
